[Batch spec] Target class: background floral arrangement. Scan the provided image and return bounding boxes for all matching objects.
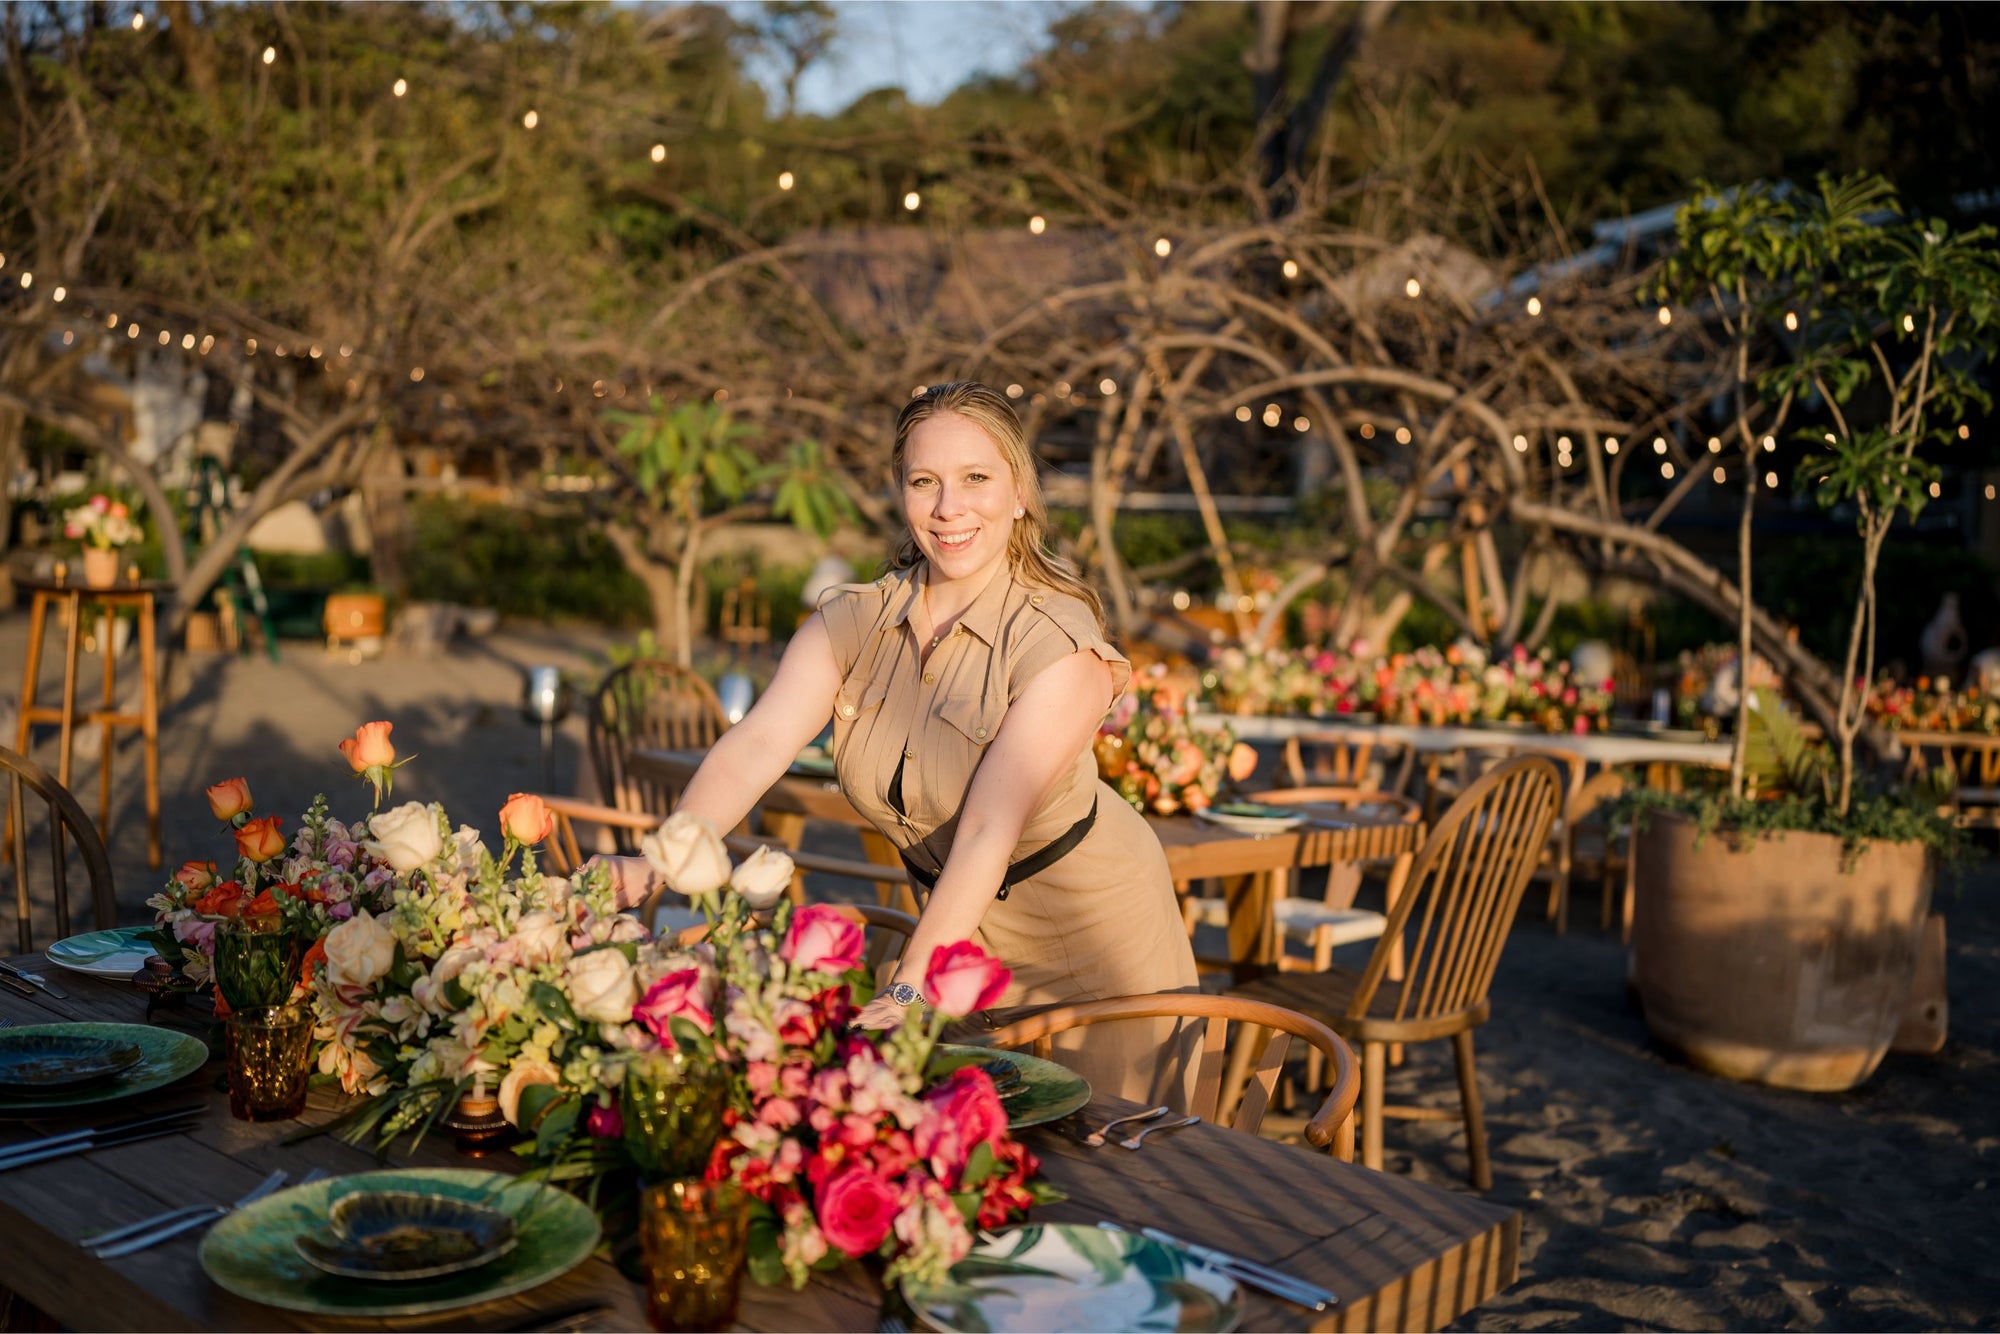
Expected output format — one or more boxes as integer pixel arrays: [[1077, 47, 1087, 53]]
[[151, 721, 1053, 1288], [62, 492, 142, 550], [1094, 668, 1256, 814], [1868, 677, 2000, 734], [1204, 642, 1613, 735]]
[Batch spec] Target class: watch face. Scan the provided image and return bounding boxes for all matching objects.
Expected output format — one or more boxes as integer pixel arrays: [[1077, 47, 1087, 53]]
[[890, 983, 920, 1006]]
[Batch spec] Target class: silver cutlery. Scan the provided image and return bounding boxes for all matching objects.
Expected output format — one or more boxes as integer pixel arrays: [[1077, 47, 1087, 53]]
[[1120, 1114, 1201, 1150], [0, 961, 68, 1000], [0, 1108, 202, 1173], [1082, 1105, 1169, 1147], [1125, 1223, 1339, 1310], [84, 1168, 289, 1254], [90, 1167, 321, 1258]]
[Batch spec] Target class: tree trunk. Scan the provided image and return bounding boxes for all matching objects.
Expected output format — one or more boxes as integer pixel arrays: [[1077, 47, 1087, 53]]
[[360, 434, 411, 597], [603, 522, 687, 658], [1730, 463, 1755, 800]]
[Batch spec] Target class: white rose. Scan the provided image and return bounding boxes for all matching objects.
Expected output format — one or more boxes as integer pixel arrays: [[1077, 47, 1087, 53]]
[[511, 910, 567, 967], [323, 910, 397, 989], [729, 846, 795, 911], [497, 1057, 562, 1127], [640, 811, 732, 897], [365, 802, 445, 874], [451, 825, 488, 873], [565, 948, 637, 1024]]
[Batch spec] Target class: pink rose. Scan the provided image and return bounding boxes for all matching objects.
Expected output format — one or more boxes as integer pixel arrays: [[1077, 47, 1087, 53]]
[[781, 904, 865, 975], [586, 1100, 624, 1138], [635, 968, 712, 1040], [774, 999, 819, 1047], [922, 941, 1011, 1016], [816, 1165, 902, 1256], [928, 1067, 1008, 1155]]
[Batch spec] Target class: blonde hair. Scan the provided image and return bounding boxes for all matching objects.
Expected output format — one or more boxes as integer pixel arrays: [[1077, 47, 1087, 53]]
[[888, 382, 1107, 632]]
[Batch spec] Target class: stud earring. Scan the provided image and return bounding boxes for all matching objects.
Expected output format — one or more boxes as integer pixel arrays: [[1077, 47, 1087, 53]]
[[1014, 507, 1025, 519]]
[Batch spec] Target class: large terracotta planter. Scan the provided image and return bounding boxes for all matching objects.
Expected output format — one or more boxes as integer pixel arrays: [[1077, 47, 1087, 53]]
[[1631, 810, 1933, 1091]]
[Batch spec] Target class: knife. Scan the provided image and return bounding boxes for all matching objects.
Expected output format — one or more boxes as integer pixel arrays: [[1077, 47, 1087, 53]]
[[0, 961, 69, 1000], [0, 1115, 200, 1173], [0, 1108, 204, 1171], [1117, 1223, 1339, 1310]]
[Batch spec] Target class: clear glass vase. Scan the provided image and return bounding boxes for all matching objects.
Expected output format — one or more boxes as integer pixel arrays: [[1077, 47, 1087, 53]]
[[213, 916, 302, 1011]]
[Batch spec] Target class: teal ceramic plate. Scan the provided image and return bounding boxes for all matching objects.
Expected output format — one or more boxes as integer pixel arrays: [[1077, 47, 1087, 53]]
[[902, 1223, 1241, 1333], [201, 1170, 600, 1318], [0, 1024, 208, 1115], [45, 927, 158, 979], [0, 1032, 144, 1092], [934, 1044, 1091, 1130], [1194, 807, 1304, 835]]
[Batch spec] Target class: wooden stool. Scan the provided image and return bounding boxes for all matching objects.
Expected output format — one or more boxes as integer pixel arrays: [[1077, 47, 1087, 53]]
[[11, 569, 165, 869]]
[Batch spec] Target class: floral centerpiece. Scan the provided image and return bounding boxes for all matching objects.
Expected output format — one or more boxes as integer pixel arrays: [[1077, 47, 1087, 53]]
[[151, 721, 1055, 1289], [1095, 668, 1256, 814], [1867, 676, 2000, 735], [62, 492, 142, 552]]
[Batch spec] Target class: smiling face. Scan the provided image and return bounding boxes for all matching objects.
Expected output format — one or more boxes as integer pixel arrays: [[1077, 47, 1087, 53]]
[[900, 411, 1025, 591]]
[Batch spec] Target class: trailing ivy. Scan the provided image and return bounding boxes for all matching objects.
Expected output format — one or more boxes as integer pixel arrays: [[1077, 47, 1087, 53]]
[[1618, 784, 1967, 872]]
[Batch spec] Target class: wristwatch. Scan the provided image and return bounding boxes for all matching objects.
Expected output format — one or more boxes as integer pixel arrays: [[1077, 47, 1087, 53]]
[[886, 981, 922, 1007]]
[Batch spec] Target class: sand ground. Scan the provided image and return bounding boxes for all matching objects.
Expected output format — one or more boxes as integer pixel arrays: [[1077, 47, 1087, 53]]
[[4, 608, 1996, 1331]]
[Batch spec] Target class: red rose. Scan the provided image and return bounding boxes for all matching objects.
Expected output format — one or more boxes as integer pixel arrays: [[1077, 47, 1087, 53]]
[[194, 880, 246, 917], [922, 941, 1011, 1016], [917, 1067, 1008, 1187], [816, 1165, 902, 1256], [244, 889, 283, 917], [301, 938, 329, 983]]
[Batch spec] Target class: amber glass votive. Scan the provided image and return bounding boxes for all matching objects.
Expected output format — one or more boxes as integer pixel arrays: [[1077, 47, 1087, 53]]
[[639, 1178, 750, 1333], [214, 916, 301, 1011], [225, 1004, 313, 1121]]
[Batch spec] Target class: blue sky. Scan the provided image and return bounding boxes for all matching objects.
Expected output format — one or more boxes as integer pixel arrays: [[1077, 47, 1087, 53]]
[[731, 1, 1096, 116]]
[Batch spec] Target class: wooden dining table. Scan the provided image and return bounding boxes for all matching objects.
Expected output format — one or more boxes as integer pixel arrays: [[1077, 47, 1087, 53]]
[[0, 958, 1520, 1333], [630, 748, 1426, 977]]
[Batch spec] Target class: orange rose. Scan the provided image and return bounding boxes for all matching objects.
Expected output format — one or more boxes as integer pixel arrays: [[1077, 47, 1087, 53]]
[[1226, 742, 1258, 782], [173, 860, 218, 894], [339, 721, 397, 773], [206, 777, 253, 821], [301, 937, 329, 984], [499, 793, 555, 845], [235, 815, 287, 863], [211, 984, 232, 1019], [195, 880, 246, 917], [245, 889, 284, 916]]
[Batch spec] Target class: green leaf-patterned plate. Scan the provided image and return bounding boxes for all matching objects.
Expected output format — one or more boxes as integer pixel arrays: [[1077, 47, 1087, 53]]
[[45, 926, 158, 979], [0, 1024, 209, 1115], [934, 1044, 1091, 1130], [902, 1223, 1242, 1333], [200, 1169, 601, 1319]]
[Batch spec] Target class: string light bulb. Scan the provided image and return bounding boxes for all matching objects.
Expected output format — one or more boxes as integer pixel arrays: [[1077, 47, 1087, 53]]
[[61, 330, 73, 345], [16, 272, 30, 289], [1662, 462, 1675, 479], [1405, 277, 1421, 298], [1764, 471, 1778, 489], [393, 77, 408, 97], [1929, 481, 1942, 498], [1707, 437, 1722, 453], [181, 333, 195, 350], [1235, 406, 1252, 422], [52, 285, 65, 301], [1154, 237, 1172, 258], [1028, 215, 1046, 235], [1606, 438, 1620, 455], [262, 46, 276, 65], [127, 323, 139, 338], [1526, 296, 1542, 316], [1359, 423, 1375, 439], [1762, 435, 1776, 452], [1986, 485, 1995, 501], [903, 191, 921, 211], [1958, 425, 1970, 440], [199, 335, 214, 354], [1293, 416, 1310, 433], [1784, 311, 1798, 331], [651, 143, 666, 163], [1005, 384, 1022, 398], [1512, 434, 1528, 452], [1098, 378, 1117, 395], [1714, 466, 1726, 483], [157, 329, 169, 345], [1657, 306, 1672, 326], [1282, 259, 1299, 279], [1395, 426, 1412, 445], [1262, 405, 1282, 428], [131, 11, 143, 29], [1652, 438, 1666, 455], [1902, 314, 1916, 333], [106, 312, 118, 328], [522, 109, 538, 129], [246, 338, 257, 354], [409, 366, 425, 382], [777, 171, 794, 190]]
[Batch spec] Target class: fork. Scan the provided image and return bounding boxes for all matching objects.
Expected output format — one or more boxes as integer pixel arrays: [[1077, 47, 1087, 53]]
[[89, 1167, 324, 1258], [1081, 1105, 1169, 1147], [1120, 1114, 1200, 1150]]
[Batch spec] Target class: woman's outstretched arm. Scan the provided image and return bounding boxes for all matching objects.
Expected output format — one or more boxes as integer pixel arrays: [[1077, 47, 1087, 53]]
[[599, 613, 843, 906], [852, 647, 1112, 1027]]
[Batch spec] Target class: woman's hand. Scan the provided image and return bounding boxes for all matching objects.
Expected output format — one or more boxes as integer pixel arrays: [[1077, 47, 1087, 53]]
[[583, 854, 656, 911], [851, 992, 913, 1031]]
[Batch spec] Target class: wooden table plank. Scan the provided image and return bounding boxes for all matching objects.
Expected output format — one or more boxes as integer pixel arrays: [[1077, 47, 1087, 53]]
[[2, 955, 1516, 1332]]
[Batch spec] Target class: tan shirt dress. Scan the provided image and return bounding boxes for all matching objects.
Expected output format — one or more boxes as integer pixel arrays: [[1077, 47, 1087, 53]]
[[819, 562, 1200, 1106]]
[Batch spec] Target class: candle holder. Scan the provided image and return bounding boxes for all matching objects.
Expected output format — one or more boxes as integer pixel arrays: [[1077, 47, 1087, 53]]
[[225, 1004, 314, 1121], [442, 1090, 515, 1157], [623, 1049, 727, 1182], [639, 1178, 749, 1333]]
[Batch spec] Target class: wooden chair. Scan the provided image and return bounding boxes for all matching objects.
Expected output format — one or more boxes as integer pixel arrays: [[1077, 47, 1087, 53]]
[[1281, 730, 1413, 794], [1229, 756, 1563, 1188], [1428, 745, 1589, 933], [981, 993, 1362, 1160], [585, 660, 728, 844], [2, 746, 117, 952]]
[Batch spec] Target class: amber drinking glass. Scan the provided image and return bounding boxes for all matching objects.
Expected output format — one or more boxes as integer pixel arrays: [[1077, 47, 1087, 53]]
[[225, 1004, 313, 1121], [213, 915, 302, 1011], [623, 1049, 727, 1181], [639, 1178, 750, 1333]]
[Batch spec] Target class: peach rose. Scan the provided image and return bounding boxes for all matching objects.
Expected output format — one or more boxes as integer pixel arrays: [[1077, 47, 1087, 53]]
[[234, 815, 287, 863], [206, 778, 253, 822], [1227, 742, 1259, 783], [338, 721, 397, 773], [499, 793, 555, 845], [498, 1058, 562, 1128], [173, 860, 218, 894]]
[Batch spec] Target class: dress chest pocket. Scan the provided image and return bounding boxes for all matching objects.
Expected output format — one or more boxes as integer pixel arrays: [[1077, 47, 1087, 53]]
[[938, 694, 1005, 746], [834, 677, 888, 725]]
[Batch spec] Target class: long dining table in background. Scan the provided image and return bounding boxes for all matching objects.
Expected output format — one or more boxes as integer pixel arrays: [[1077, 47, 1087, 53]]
[[0, 958, 1521, 1332]]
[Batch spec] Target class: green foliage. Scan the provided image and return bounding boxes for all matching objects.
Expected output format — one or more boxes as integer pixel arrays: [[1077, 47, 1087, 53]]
[[1619, 784, 1964, 868], [611, 400, 762, 516], [253, 549, 372, 592], [768, 439, 860, 539], [405, 498, 648, 627]]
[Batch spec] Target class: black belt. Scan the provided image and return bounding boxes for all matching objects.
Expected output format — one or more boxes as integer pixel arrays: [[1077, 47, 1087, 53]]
[[899, 797, 1097, 902]]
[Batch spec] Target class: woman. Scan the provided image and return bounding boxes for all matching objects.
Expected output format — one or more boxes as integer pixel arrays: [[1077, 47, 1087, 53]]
[[608, 382, 1198, 1104]]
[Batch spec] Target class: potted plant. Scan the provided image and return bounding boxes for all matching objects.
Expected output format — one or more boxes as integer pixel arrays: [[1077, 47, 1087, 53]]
[[62, 492, 141, 587], [1629, 175, 1994, 1091]]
